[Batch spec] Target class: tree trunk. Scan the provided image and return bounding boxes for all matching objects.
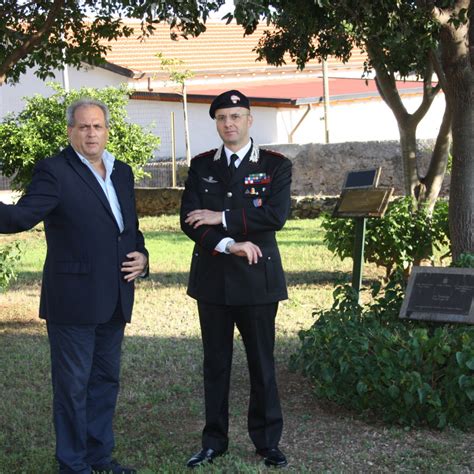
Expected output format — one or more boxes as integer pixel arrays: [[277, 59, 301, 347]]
[[438, 8, 474, 260], [370, 48, 449, 213], [446, 81, 474, 260], [397, 120, 420, 199]]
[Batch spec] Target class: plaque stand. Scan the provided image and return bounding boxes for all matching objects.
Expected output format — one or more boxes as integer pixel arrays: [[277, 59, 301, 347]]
[[333, 168, 393, 301], [352, 217, 366, 295]]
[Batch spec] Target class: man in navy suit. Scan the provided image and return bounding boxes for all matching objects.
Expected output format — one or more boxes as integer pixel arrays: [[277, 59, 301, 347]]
[[181, 90, 291, 469], [0, 99, 148, 474]]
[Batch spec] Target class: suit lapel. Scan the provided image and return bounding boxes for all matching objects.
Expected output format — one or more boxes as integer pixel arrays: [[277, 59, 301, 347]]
[[65, 146, 118, 228], [111, 167, 129, 230], [212, 147, 231, 185]]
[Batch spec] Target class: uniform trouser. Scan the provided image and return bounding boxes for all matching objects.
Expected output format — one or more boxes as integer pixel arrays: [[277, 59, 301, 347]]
[[197, 301, 283, 452], [47, 308, 126, 474]]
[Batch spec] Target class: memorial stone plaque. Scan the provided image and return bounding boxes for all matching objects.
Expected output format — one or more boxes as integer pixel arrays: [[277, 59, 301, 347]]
[[399, 267, 474, 324]]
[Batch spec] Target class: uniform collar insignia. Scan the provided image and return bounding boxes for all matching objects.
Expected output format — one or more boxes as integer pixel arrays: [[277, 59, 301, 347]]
[[249, 143, 260, 163], [213, 145, 224, 161], [202, 176, 218, 183], [213, 142, 260, 163]]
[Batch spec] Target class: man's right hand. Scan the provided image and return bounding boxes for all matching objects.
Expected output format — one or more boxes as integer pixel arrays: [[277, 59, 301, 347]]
[[228, 241, 262, 265]]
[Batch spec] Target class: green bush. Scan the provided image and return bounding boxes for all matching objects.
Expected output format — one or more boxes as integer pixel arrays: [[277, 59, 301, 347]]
[[0, 242, 22, 290], [452, 253, 474, 268], [0, 84, 160, 192], [290, 280, 474, 429], [322, 197, 450, 278]]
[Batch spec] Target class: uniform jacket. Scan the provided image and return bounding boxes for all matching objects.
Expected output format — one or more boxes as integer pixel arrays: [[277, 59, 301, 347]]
[[0, 145, 147, 324], [180, 142, 292, 305]]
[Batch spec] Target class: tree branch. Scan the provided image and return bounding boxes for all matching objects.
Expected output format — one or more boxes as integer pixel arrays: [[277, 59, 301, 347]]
[[366, 41, 408, 123], [0, 0, 65, 84], [412, 58, 441, 124]]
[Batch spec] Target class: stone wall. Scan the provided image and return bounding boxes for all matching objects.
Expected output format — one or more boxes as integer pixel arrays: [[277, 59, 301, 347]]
[[135, 140, 449, 217], [265, 139, 449, 197], [136, 188, 337, 218], [135, 187, 183, 216]]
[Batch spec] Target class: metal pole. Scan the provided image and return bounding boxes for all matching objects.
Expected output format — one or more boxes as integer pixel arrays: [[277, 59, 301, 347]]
[[62, 64, 70, 92], [171, 111, 177, 187], [352, 217, 366, 300], [322, 59, 330, 144]]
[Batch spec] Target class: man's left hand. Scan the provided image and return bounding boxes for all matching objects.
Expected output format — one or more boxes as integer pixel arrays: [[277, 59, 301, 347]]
[[121, 251, 148, 282], [185, 209, 222, 228]]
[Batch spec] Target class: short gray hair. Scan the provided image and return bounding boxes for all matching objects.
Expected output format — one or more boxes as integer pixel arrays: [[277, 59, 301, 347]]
[[66, 99, 110, 128]]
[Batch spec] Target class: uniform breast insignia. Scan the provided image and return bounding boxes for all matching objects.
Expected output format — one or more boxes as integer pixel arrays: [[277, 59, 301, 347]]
[[244, 173, 271, 185], [202, 176, 218, 183], [245, 186, 267, 196]]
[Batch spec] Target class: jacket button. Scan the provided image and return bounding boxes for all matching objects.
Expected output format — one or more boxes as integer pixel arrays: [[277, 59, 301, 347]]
[[227, 192, 232, 198], [118, 236, 122, 242], [267, 256, 271, 260]]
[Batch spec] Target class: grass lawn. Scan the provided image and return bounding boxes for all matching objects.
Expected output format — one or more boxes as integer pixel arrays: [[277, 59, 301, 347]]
[[0, 216, 472, 473]]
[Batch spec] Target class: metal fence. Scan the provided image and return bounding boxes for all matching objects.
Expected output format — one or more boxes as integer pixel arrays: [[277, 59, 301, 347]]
[[136, 161, 188, 188], [0, 174, 12, 191], [0, 161, 188, 191]]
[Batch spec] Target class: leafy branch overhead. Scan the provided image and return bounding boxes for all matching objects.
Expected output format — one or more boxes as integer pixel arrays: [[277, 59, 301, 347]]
[[0, 0, 227, 85]]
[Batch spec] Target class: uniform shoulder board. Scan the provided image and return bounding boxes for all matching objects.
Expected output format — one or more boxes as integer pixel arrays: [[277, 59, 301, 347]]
[[262, 148, 286, 159], [193, 149, 217, 160]]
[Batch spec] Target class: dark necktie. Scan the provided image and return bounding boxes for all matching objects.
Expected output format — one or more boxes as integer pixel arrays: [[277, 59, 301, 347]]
[[229, 153, 238, 177]]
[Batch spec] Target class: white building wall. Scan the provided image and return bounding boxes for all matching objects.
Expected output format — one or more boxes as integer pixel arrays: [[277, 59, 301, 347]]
[[0, 65, 126, 117], [276, 93, 446, 145], [1, 64, 447, 160], [127, 98, 282, 159]]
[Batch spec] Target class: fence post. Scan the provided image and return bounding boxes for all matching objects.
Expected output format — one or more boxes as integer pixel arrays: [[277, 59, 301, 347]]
[[171, 111, 177, 187]]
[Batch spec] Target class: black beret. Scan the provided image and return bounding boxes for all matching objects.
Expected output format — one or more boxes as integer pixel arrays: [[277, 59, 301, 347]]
[[209, 89, 250, 118]]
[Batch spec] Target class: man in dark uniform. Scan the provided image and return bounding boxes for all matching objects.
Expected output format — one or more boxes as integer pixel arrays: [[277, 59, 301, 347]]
[[180, 90, 292, 469]]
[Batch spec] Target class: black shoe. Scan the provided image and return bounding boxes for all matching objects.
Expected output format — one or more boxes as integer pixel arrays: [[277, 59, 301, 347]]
[[256, 447, 288, 468], [91, 459, 137, 474], [186, 448, 226, 468]]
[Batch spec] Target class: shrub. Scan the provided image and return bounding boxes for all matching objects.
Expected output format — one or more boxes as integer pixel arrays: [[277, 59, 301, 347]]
[[0, 242, 22, 290], [452, 253, 474, 268], [290, 279, 474, 429], [321, 197, 450, 278], [0, 83, 160, 192]]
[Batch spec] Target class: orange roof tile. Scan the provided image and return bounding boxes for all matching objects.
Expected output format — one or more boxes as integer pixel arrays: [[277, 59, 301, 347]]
[[104, 21, 366, 77]]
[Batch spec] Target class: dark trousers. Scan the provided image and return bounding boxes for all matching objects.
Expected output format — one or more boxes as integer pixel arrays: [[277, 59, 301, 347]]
[[47, 309, 126, 474], [197, 301, 283, 452]]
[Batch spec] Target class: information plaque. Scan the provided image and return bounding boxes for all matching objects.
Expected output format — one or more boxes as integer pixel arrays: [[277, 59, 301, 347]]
[[342, 168, 381, 190], [332, 187, 393, 218], [399, 267, 474, 324]]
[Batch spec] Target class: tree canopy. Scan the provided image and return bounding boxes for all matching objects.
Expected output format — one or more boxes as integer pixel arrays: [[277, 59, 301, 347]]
[[226, 0, 472, 260], [0, 0, 225, 85]]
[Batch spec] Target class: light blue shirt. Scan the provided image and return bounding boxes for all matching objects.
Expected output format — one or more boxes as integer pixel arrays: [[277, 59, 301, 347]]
[[74, 148, 125, 233]]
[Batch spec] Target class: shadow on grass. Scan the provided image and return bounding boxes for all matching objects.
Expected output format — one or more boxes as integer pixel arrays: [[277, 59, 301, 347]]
[[10, 270, 376, 290], [1, 327, 473, 473], [0, 318, 43, 330], [0, 331, 305, 473]]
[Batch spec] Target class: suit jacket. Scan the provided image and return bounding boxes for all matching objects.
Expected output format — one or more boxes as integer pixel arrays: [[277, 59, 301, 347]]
[[0, 145, 147, 324], [180, 143, 292, 306]]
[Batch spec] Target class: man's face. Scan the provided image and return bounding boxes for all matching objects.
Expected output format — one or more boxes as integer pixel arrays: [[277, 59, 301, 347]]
[[215, 106, 253, 150], [67, 105, 109, 162]]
